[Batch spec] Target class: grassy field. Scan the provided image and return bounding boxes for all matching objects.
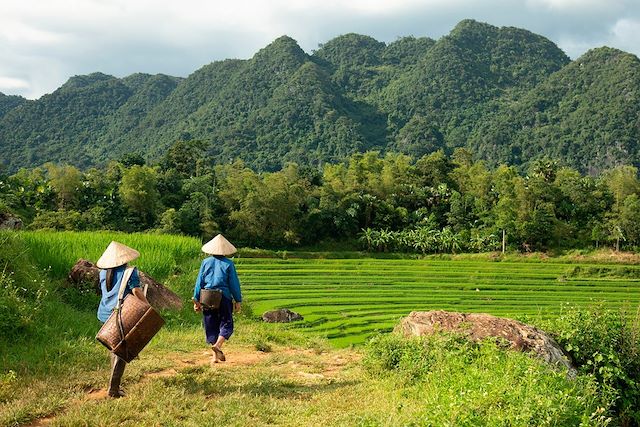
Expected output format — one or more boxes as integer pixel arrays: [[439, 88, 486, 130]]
[[14, 231, 640, 347], [2, 231, 638, 425], [236, 257, 640, 346]]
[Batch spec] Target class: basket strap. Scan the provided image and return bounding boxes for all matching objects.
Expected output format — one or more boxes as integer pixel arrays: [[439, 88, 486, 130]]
[[116, 267, 135, 310], [116, 267, 135, 361]]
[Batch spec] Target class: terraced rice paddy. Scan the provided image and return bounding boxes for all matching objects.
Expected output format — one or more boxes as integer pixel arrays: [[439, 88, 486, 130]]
[[236, 258, 640, 346]]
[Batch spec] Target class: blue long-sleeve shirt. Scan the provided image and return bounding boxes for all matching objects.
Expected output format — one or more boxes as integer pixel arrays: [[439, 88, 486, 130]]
[[193, 256, 242, 303], [97, 265, 141, 322]]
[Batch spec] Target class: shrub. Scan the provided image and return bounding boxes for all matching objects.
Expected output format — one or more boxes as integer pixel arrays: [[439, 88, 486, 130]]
[[363, 332, 612, 425], [0, 269, 31, 341], [0, 233, 48, 343], [543, 304, 640, 425]]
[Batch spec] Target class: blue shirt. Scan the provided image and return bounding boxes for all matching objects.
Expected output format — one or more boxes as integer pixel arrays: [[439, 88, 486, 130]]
[[193, 256, 242, 303], [97, 265, 141, 323]]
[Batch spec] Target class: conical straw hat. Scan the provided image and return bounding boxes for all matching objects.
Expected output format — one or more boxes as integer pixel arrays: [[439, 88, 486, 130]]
[[202, 234, 237, 256], [96, 241, 140, 269]]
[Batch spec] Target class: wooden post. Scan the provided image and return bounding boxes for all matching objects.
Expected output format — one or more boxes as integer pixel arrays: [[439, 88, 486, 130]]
[[502, 229, 506, 254]]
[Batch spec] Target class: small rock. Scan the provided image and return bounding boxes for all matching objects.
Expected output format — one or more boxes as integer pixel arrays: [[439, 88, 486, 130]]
[[262, 308, 304, 323]]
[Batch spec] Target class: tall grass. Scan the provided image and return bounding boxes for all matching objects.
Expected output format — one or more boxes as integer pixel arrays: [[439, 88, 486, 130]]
[[362, 333, 610, 426], [19, 230, 201, 281]]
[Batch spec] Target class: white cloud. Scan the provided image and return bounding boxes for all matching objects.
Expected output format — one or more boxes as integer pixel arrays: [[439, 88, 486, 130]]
[[526, 0, 618, 11], [609, 18, 640, 53], [0, 76, 30, 91]]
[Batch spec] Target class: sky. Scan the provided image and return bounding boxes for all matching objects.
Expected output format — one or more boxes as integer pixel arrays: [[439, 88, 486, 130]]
[[1, 0, 639, 99]]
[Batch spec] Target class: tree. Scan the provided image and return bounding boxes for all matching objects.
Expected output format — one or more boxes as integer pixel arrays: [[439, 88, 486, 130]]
[[119, 165, 160, 227], [600, 166, 640, 213], [618, 194, 640, 246], [45, 163, 82, 210], [161, 140, 208, 178]]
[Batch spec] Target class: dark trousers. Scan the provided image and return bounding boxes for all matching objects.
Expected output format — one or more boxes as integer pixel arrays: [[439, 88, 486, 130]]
[[203, 296, 234, 343]]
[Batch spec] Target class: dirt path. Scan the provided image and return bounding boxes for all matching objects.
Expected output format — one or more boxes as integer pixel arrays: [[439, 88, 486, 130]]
[[25, 346, 358, 426]]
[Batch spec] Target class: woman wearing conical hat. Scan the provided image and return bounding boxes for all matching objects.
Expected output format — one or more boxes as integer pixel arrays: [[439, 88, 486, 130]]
[[193, 234, 242, 364], [96, 241, 149, 398]]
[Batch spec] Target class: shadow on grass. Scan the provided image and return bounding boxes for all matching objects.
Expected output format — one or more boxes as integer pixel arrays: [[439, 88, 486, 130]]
[[160, 366, 359, 399]]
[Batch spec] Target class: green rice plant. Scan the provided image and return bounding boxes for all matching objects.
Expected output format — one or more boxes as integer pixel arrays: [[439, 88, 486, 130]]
[[19, 230, 201, 280], [236, 257, 640, 346]]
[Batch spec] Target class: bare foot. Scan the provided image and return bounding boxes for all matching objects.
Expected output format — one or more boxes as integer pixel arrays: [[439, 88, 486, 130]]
[[212, 346, 226, 362]]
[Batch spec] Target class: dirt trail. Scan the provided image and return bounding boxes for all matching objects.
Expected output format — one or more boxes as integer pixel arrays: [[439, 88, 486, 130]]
[[25, 346, 357, 426]]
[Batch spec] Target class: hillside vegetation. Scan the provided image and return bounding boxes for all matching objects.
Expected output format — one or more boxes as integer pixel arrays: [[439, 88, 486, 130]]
[[1, 20, 639, 174]]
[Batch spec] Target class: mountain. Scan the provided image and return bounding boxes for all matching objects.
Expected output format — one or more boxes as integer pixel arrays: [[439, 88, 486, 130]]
[[0, 72, 180, 170], [379, 20, 570, 146], [0, 20, 638, 174], [469, 47, 640, 175], [0, 93, 27, 119]]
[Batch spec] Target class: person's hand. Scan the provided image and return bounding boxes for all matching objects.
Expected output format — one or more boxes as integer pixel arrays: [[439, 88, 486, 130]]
[[193, 301, 202, 312], [234, 302, 241, 313]]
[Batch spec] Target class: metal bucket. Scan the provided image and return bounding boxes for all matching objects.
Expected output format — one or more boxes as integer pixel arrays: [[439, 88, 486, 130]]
[[200, 289, 222, 309]]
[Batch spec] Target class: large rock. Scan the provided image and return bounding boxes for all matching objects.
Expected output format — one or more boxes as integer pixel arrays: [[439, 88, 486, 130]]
[[0, 213, 22, 230], [68, 258, 183, 311], [262, 308, 304, 323], [395, 310, 576, 376]]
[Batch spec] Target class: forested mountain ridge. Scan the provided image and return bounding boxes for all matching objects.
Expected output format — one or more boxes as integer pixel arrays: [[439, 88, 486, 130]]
[[469, 47, 640, 174], [0, 19, 638, 174], [0, 92, 27, 119]]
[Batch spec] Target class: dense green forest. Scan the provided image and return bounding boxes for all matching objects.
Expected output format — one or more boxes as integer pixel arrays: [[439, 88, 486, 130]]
[[3, 141, 640, 253], [1, 19, 639, 174]]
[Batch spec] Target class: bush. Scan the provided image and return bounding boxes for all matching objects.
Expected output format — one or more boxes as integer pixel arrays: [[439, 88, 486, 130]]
[[0, 233, 47, 343], [543, 304, 640, 425], [363, 332, 611, 425], [0, 269, 31, 341]]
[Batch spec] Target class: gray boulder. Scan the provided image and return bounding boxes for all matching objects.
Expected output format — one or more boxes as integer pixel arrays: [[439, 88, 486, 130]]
[[262, 308, 304, 323], [0, 213, 22, 230], [395, 310, 577, 376]]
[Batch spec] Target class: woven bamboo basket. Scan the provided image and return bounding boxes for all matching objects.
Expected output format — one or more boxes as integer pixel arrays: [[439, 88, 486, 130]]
[[96, 295, 164, 363]]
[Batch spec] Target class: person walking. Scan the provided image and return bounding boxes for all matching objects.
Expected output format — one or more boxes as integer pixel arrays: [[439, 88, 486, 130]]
[[96, 241, 149, 398], [193, 234, 242, 364]]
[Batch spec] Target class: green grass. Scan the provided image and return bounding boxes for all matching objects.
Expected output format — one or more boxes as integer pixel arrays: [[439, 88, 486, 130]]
[[18, 230, 201, 281], [10, 231, 640, 348], [2, 231, 635, 426]]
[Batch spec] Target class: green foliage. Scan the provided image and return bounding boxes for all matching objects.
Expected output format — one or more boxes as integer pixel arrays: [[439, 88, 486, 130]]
[[363, 332, 610, 425], [3, 145, 637, 252], [119, 165, 160, 227], [542, 304, 640, 424], [0, 233, 47, 343]]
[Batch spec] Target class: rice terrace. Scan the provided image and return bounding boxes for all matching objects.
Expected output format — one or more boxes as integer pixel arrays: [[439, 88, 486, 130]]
[[241, 257, 640, 345]]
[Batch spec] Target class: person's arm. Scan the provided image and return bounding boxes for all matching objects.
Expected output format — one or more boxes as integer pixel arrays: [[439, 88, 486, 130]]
[[228, 262, 242, 312], [132, 287, 149, 305], [129, 268, 149, 305], [193, 260, 206, 312]]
